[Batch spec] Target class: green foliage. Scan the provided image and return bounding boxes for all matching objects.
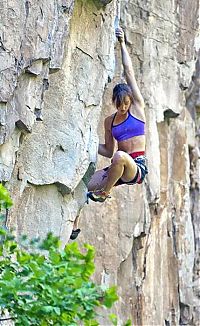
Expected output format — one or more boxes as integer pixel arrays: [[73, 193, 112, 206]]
[[0, 233, 120, 325], [0, 184, 12, 210], [109, 314, 132, 326], [0, 184, 132, 325], [0, 185, 121, 325]]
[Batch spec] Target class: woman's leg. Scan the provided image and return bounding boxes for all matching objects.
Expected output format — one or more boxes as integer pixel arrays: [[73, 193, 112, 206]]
[[88, 151, 138, 195], [87, 168, 109, 192], [73, 215, 79, 230], [102, 151, 137, 194]]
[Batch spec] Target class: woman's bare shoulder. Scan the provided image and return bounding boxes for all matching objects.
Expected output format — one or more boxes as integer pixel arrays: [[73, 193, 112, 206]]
[[104, 113, 116, 123], [104, 113, 116, 130]]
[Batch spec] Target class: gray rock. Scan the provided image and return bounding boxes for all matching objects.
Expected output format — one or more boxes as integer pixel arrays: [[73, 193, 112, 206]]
[[0, 0, 199, 325]]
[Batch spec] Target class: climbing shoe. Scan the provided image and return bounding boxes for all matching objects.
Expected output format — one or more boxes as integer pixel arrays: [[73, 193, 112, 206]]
[[87, 191, 111, 203], [70, 229, 81, 240]]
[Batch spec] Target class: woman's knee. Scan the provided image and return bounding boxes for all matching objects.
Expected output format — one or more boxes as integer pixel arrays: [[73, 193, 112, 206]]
[[112, 151, 126, 165]]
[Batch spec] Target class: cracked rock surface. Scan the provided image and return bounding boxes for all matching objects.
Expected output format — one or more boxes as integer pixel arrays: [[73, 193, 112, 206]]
[[0, 0, 199, 324]]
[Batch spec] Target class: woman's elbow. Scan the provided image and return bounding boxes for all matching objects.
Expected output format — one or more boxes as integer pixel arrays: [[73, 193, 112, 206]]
[[107, 152, 113, 159], [108, 148, 114, 158], [124, 67, 134, 76]]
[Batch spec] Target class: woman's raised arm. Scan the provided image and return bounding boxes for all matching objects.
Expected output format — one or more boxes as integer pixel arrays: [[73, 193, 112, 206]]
[[115, 27, 145, 109]]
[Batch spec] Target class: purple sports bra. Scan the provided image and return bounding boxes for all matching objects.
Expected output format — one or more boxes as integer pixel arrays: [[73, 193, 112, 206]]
[[111, 111, 145, 142]]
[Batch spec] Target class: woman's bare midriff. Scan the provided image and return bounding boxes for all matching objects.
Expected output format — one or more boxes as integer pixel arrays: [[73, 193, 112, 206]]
[[117, 135, 145, 153]]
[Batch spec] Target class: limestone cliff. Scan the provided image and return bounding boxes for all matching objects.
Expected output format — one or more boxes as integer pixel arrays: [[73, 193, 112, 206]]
[[0, 0, 199, 325]]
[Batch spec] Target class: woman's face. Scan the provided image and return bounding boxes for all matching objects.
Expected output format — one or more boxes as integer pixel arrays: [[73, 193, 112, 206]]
[[116, 95, 132, 115]]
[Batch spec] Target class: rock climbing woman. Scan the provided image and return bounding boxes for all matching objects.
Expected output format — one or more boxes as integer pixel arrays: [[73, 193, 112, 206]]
[[70, 27, 148, 240], [87, 27, 148, 203]]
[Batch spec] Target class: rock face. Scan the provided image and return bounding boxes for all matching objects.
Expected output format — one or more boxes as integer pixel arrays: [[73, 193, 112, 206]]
[[0, 0, 199, 325]]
